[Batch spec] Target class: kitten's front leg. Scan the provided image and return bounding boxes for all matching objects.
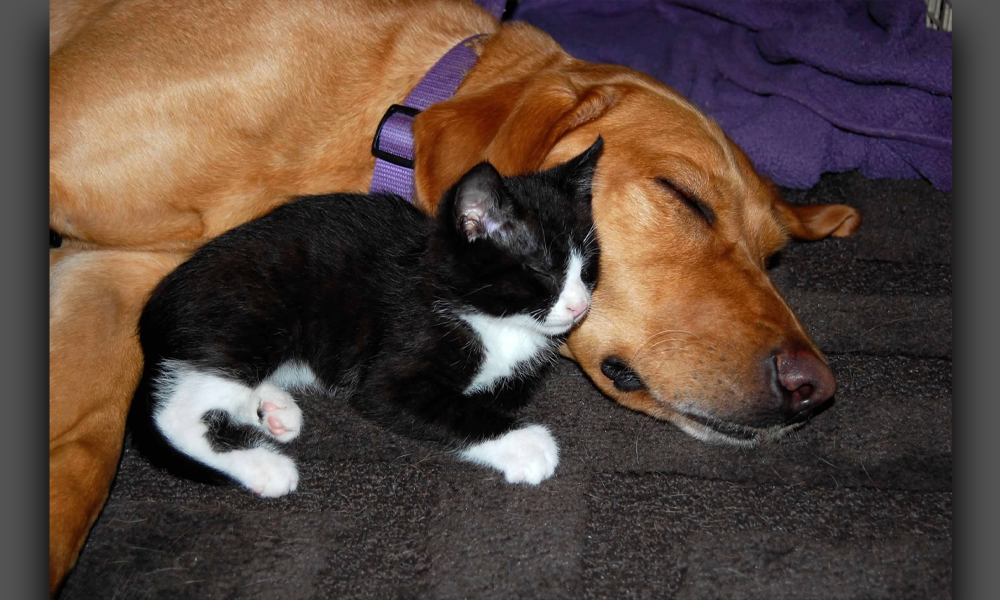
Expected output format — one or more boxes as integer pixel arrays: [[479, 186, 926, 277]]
[[460, 424, 560, 485], [372, 380, 561, 484], [225, 447, 300, 498]]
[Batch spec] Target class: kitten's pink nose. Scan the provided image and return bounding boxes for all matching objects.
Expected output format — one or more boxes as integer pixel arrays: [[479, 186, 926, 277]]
[[565, 296, 590, 319]]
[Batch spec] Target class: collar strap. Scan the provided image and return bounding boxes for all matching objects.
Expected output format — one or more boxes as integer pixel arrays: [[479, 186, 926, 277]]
[[369, 34, 486, 200], [369, 0, 508, 201]]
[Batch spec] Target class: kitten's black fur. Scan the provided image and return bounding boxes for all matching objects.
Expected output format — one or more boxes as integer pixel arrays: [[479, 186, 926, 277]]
[[130, 138, 603, 494]]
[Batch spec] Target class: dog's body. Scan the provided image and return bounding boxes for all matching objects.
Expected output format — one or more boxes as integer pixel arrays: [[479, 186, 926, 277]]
[[49, 0, 860, 593]]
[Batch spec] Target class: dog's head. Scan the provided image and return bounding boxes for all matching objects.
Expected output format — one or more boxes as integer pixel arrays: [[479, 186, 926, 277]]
[[414, 24, 860, 446]]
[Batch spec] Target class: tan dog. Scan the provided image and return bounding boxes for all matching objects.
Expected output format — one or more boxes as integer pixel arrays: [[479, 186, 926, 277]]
[[49, 0, 859, 593]]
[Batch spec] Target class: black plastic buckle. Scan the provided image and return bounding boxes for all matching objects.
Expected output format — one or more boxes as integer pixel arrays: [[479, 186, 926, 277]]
[[371, 104, 421, 169], [502, 0, 518, 21]]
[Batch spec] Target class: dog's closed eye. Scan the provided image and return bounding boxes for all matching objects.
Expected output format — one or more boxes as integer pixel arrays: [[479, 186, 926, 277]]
[[656, 177, 715, 225]]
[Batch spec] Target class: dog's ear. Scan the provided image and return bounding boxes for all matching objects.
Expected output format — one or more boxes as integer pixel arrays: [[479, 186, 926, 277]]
[[413, 75, 622, 213], [772, 196, 862, 240]]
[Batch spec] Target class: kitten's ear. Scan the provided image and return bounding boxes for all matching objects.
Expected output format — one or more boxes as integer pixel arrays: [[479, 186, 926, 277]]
[[453, 162, 507, 242], [557, 136, 604, 200]]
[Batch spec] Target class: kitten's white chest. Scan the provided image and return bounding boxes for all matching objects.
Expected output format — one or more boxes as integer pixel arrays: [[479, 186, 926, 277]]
[[461, 313, 550, 394]]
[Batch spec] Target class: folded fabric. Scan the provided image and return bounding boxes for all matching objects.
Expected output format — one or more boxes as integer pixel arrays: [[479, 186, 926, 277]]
[[514, 0, 952, 191]]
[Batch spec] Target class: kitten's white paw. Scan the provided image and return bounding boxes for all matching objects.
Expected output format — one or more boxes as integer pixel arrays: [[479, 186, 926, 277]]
[[230, 448, 299, 498], [461, 424, 559, 485], [253, 383, 302, 442]]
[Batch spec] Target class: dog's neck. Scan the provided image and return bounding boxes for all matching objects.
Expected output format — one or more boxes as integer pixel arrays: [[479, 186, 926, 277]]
[[369, 0, 507, 201]]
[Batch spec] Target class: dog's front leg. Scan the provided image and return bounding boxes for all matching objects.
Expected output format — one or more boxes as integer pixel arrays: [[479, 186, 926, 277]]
[[48, 248, 184, 595]]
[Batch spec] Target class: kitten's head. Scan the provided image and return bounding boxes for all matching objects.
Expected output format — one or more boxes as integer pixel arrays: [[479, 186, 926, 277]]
[[434, 137, 604, 337]]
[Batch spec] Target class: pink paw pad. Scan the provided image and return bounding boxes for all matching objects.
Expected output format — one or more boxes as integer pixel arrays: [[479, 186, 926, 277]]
[[253, 385, 303, 442], [266, 413, 288, 436]]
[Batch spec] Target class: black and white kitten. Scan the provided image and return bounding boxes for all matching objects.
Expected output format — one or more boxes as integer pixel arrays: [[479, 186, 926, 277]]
[[130, 138, 603, 497]]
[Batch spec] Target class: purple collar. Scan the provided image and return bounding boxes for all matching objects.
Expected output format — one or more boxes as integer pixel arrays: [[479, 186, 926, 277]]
[[369, 0, 508, 201]]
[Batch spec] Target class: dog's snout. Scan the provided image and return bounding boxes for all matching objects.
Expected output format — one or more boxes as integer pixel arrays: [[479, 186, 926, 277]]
[[600, 356, 646, 392], [772, 345, 836, 416]]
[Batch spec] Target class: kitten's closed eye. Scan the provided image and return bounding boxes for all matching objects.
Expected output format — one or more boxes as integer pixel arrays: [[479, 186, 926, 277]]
[[525, 264, 556, 283]]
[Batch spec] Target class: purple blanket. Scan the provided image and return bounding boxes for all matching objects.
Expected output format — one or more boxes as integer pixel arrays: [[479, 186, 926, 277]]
[[513, 0, 952, 191]]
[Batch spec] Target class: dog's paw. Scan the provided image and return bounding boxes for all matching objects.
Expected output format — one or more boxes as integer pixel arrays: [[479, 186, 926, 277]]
[[230, 448, 300, 498], [253, 383, 303, 442], [460, 424, 559, 485]]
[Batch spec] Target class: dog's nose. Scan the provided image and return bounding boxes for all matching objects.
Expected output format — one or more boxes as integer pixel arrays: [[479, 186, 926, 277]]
[[773, 345, 836, 416]]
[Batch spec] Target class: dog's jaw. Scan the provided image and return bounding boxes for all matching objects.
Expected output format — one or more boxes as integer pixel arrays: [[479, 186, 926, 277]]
[[631, 387, 809, 448], [667, 410, 806, 448]]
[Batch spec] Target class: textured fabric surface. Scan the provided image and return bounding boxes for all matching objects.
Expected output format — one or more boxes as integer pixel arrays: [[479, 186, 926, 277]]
[[58, 172, 952, 599], [514, 0, 953, 191]]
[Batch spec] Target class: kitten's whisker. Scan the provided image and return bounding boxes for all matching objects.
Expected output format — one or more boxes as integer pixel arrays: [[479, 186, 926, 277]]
[[539, 219, 549, 259], [459, 284, 493, 298]]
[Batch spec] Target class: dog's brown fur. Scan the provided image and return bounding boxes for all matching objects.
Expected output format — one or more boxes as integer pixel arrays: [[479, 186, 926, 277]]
[[49, 0, 859, 593], [49, 248, 184, 594]]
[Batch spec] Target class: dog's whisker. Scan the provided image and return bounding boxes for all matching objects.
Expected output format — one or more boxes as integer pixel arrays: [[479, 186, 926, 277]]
[[628, 329, 704, 366]]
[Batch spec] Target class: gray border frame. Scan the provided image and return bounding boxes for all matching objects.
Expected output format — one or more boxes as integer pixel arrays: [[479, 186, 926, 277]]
[[3, 0, 49, 596], [954, 1, 997, 598]]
